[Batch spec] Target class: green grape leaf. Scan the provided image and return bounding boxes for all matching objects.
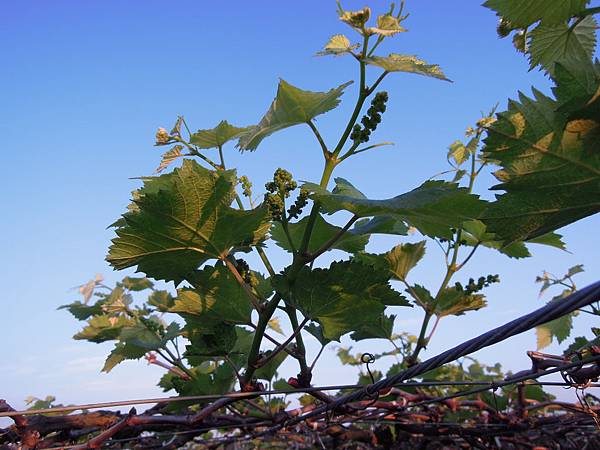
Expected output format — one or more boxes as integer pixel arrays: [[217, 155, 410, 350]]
[[433, 289, 487, 317], [316, 34, 359, 56], [350, 314, 395, 341], [120, 276, 154, 291], [351, 216, 409, 236], [155, 145, 184, 174], [368, 14, 407, 36], [481, 87, 600, 244], [170, 263, 252, 325], [305, 323, 331, 346], [529, 16, 597, 74], [147, 290, 175, 312], [536, 313, 575, 349], [190, 120, 250, 149], [483, 0, 589, 27], [73, 315, 135, 343], [267, 318, 284, 335], [270, 214, 368, 254], [184, 322, 238, 357], [304, 178, 486, 239], [273, 261, 409, 341], [384, 241, 426, 281], [255, 350, 289, 381], [552, 59, 600, 113], [58, 301, 105, 321], [527, 232, 567, 250], [237, 79, 352, 151], [102, 341, 148, 373], [107, 160, 271, 283], [355, 241, 426, 282], [407, 285, 486, 316], [362, 54, 451, 81]]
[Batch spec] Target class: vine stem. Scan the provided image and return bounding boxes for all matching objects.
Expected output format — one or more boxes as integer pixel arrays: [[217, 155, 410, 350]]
[[407, 149, 480, 365], [243, 294, 282, 384], [307, 120, 329, 157], [224, 257, 262, 310], [306, 215, 359, 262], [174, 137, 221, 171], [256, 317, 310, 369]]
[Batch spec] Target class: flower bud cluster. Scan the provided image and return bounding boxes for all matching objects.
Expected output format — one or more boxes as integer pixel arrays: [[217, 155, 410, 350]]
[[239, 176, 253, 198], [264, 168, 298, 221], [454, 274, 500, 295], [350, 91, 388, 145], [287, 188, 309, 220], [235, 258, 257, 286], [155, 127, 172, 146]]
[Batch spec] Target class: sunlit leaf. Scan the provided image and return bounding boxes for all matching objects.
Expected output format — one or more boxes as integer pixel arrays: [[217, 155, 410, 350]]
[[363, 54, 451, 81], [316, 34, 359, 56], [107, 160, 270, 283]]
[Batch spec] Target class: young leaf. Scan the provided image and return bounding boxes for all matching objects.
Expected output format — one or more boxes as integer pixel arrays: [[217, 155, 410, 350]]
[[190, 120, 250, 149], [273, 261, 409, 341], [147, 290, 175, 312], [536, 313, 574, 349], [73, 315, 134, 343], [120, 276, 154, 291], [155, 145, 184, 173], [107, 160, 270, 283], [434, 289, 487, 317], [316, 34, 359, 56], [304, 178, 486, 239], [58, 301, 105, 321], [483, 0, 589, 27], [270, 214, 368, 254], [362, 54, 451, 81], [102, 341, 148, 373], [481, 87, 600, 243], [237, 79, 352, 151], [267, 318, 284, 335]]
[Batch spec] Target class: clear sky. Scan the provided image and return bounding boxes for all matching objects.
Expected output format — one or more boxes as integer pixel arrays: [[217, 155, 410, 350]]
[[2, 0, 598, 417]]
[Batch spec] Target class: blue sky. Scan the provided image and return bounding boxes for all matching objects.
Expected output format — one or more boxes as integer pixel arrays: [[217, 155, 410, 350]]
[[2, 0, 598, 416]]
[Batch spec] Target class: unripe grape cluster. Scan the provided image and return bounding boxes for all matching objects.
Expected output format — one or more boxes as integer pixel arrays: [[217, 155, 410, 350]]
[[454, 274, 500, 295], [350, 91, 388, 145], [287, 188, 309, 220], [234, 258, 258, 286], [264, 168, 307, 221], [239, 176, 253, 198]]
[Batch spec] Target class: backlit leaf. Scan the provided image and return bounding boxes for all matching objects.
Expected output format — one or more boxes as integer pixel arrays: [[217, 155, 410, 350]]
[[529, 16, 597, 74], [304, 178, 486, 239], [237, 79, 352, 151], [316, 34, 359, 56], [363, 54, 451, 81], [483, 0, 589, 27], [190, 120, 250, 149], [270, 214, 368, 254]]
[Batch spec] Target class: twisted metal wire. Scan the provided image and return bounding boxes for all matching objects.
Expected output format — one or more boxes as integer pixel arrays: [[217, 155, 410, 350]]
[[276, 280, 600, 430]]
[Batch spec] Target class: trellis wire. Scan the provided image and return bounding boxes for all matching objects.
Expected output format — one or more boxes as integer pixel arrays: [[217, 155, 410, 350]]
[[274, 280, 600, 429], [3, 380, 598, 418]]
